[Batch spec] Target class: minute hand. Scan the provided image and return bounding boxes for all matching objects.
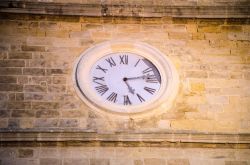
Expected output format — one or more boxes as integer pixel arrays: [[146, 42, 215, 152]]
[[126, 75, 148, 80]]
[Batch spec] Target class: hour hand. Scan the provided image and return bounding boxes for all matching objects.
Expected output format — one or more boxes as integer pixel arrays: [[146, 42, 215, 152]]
[[124, 80, 135, 95]]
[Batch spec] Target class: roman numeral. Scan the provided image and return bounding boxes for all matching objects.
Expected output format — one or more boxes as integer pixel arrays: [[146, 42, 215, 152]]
[[93, 76, 105, 83], [134, 59, 140, 67], [96, 65, 108, 73], [123, 95, 131, 105], [136, 93, 145, 102], [119, 55, 128, 65], [142, 67, 153, 74], [107, 92, 117, 103], [144, 87, 156, 95], [145, 75, 158, 83], [105, 57, 116, 67], [95, 84, 109, 96]]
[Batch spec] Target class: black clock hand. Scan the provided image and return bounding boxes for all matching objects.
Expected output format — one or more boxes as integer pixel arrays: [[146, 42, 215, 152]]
[[123, 78, 135, 95], [125, 75, 147, 80]]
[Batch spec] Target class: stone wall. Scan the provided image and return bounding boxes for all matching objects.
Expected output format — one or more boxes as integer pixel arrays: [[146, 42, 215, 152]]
[[0, 13, 250, 165], [0, 14, 249, 133], [1, 147, 250, 165]]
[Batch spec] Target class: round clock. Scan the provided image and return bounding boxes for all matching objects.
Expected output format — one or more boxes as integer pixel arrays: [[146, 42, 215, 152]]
[[73, 41, 179, 118]]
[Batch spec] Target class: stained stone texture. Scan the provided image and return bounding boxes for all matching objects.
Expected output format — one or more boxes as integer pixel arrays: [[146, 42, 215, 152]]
[[0, 14, 249, 134], [0, 10, 250, 165], [0, 147, 249, 165]]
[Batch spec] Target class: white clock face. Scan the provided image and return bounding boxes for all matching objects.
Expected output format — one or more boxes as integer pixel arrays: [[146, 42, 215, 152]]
[[90, 52, 161, 106]]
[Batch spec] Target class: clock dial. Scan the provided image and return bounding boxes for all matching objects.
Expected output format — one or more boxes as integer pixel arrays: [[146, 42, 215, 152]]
[[90, 52, 161, 106]]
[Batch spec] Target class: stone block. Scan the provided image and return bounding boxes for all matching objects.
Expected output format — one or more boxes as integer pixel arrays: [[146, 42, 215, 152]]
[[48, 85, 66, 93], [18, 76, 29, 84], [21, 45, 46, 52], [157, 120, 171, 129], [8, 118, 20, 128], [185, 71, 208, 78], [198, 25, 221, 33], [206, 95, 229, 104], [0, 76, 17, 83], [46, 30, 69, 38], [34, 119, 58, 127], [19, 118, 34, 128], [24, 85, 47, 93], [36, 110, 60, 118], [7, 101, 31, 110], [90, 158, 110, 165], [221, 26, 242, 32], [134, 160, 143, 165], [32, 102, 59, 110], [11, 110, 34, 117], [225, 161, 248, 165], [63, 158, 89, 165], [46, 69, 66, 75], [0, 118, 8, 128], [53, 77, 67, 84], [167, 159, 190, 165], [0, 110, 10, 118], [190, 82, 205, 92], [9, 52, 32, 59], [61, 110, 86, 118], [0, 68, 22, 75], [59, 119, 78, 127], [24, 93, 53, 101], [0, 84, 23, 92], [23, 68, 45, 76], [0, 60, 25, 67], [228, 33, 250, 41], [18, 149, 33, 158], [40, 158, 62, 165], [144, 158, 165, 165]]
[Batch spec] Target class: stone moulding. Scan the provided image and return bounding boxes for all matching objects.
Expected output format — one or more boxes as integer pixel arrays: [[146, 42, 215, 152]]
[[0, 1, 249, 18], [0, 132, 250, 148]]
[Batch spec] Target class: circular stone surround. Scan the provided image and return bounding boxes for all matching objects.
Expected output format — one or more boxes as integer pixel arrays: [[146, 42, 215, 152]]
[[73, 40, 179, 119]]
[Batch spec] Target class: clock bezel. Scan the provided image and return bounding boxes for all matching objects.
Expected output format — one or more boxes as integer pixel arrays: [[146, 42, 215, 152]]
[[73, 40, 179, 118]]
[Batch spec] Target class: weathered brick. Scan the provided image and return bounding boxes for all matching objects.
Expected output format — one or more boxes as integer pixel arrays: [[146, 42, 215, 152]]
[[48, 85, 66, 93], [0, 76, 17, 83], [8, 118, 20, 128], [144, 158, 165, 165], [225, 161, 248, 165], [0, 68, 22, 75], [46, 69, 66, 75], [52, 76, 66, 84], [34, 119, 58, 127], [32, 102, 59, 110], [18, 149, 33, 158], [0, 84, 23, 91], [134, 160, 143, 165], [19, 118, 34, 129], [21, 45, 46, 52], [221, 25, 242, 32], [9, 52, 32, 59], [0, 118, 8, 128], [167, 159, 190, 165], [36, 110, 60, 118], [11, 110, 34, 117], [59, 119, 78, 127], [63, 159, 89, 165], [8, 101, 31, 110], [0, 60, 25, 67], [24, 85, 47, 93], [23, 68, 45, 76], [186, 71, 208, 78], [40, 158, 61, 165], [24, 93, 53, 101], [61, 110, 86, 118], [90, 159, 110, 165], [0, 110, 10, 118]]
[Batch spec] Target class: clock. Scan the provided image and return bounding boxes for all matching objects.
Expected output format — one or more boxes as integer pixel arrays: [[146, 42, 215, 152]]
[[73, 41, 179, 118]]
